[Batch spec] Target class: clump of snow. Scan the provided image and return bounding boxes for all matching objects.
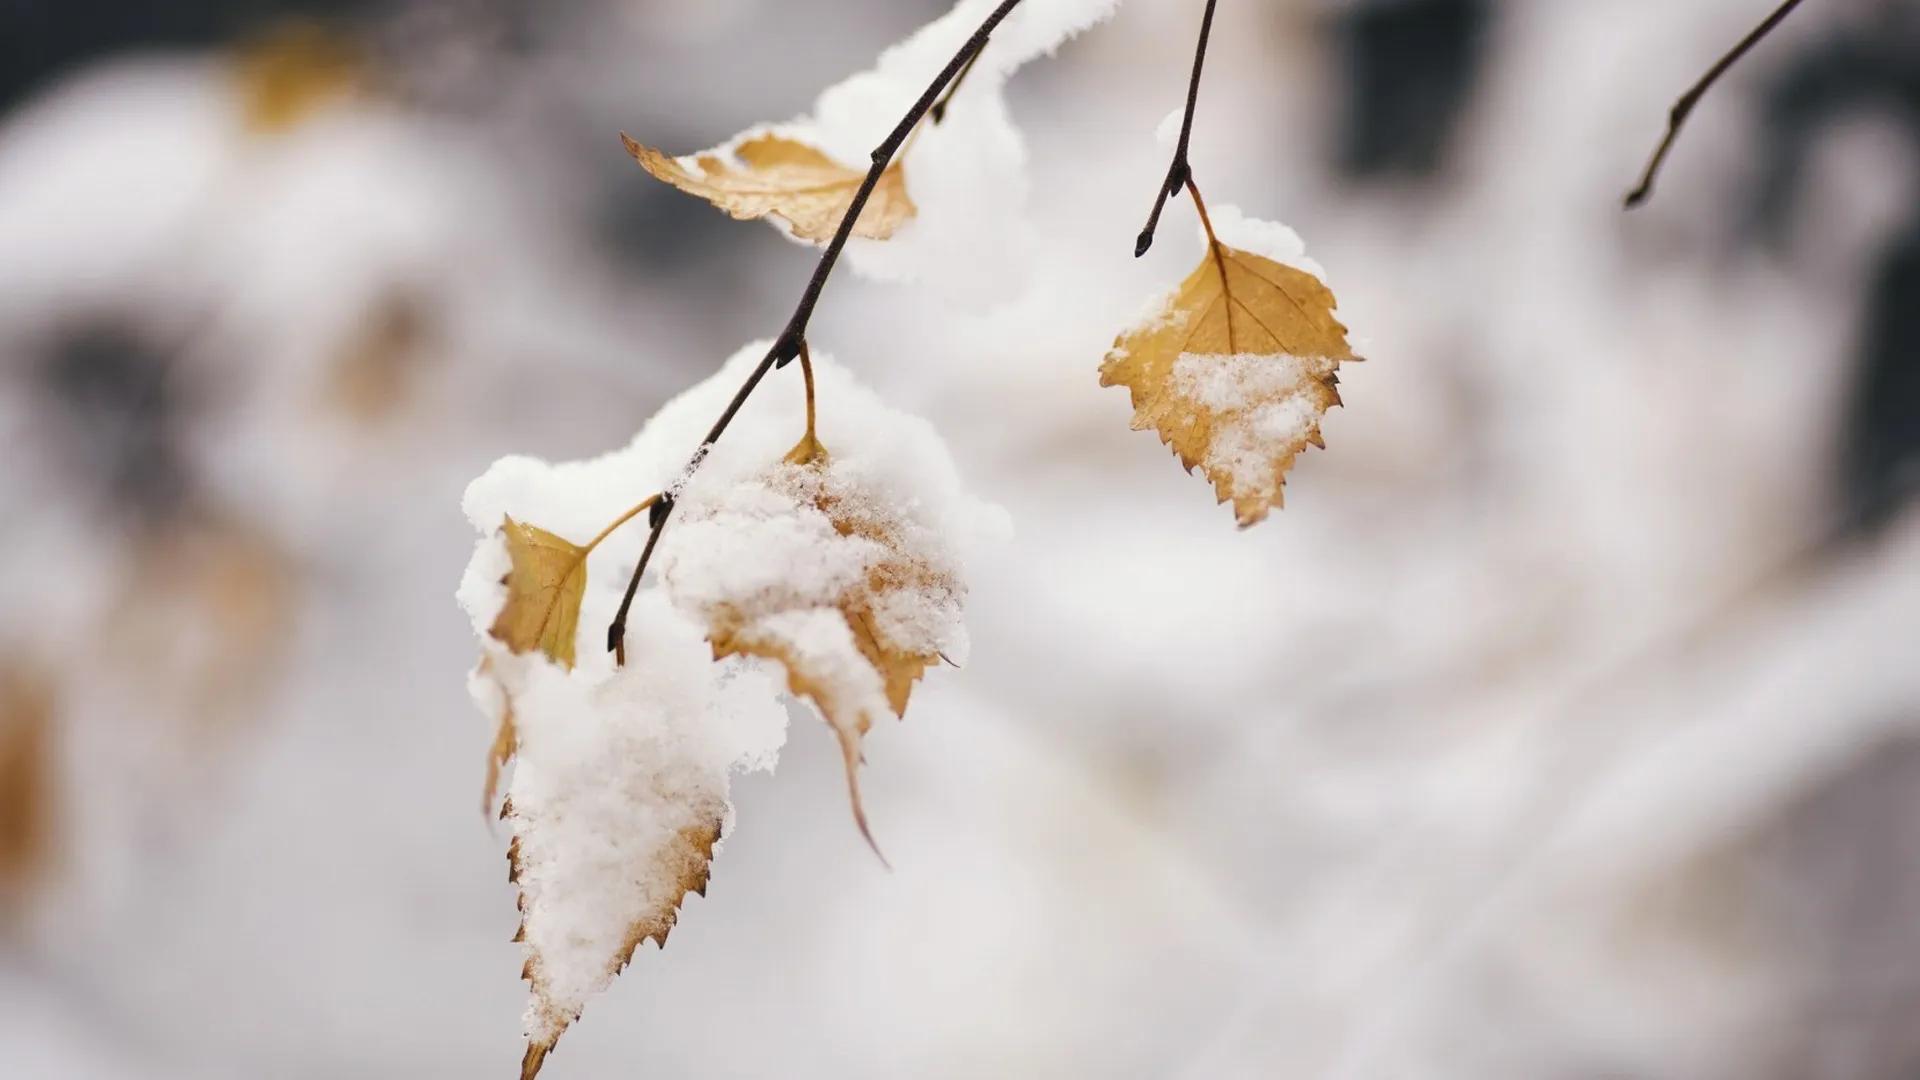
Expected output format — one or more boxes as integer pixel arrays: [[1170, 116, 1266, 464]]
[[1171, 351, 1322, 413], [659, 454, 970, 721], [1153, 107, 1184, 150], [1169, 351, 1337, 505], [1202, 202, 1325, 282], [504, 590, 781, 1048], [725, 0, 1122, 306], [455, 342, 1001, 1044]]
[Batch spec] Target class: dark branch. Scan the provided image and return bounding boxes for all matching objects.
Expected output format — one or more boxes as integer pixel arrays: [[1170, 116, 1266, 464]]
[[1136, 0, 1220, 257], [605, 0, 1029, 659], [1624, 0, 1808, 209]]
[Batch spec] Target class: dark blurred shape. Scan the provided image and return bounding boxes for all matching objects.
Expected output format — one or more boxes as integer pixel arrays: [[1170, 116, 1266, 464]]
[[1745, 9, 1920, 535], [1747, 11, 1920, 250], [0, 0, 378, 111], [35, 321, 192, 526], [1330, 0, 1490, 180], [1841, 226, 1920, 535]]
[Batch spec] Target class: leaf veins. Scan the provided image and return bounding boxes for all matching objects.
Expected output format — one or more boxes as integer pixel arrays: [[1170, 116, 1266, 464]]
[[1100, 238, 1358, 526], [489, 518, 590, 669]]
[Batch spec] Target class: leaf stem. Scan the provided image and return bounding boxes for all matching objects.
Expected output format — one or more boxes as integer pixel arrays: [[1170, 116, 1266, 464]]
[[1136, 0, 1220, 257], [1624, 0, 1808, 209], [798, 340, 817, 443], [582, 493, 660, 555], [1186, 174, 1220, 247], [605, 0, 1030, 660], [783, 340, 825, 465]]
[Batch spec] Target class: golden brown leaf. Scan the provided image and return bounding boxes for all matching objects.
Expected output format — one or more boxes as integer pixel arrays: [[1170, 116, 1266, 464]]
[[623, 132, 914, 242], [489, 518, 589, 669], [699, 463, 949, 856], [509, 793, 726, 1078], [1100, 241, 1357, 526]]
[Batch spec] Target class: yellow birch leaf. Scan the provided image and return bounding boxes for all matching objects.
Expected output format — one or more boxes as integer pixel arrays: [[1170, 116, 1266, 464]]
[[489, 518, 589, 669], [1100, 241, 1358, 526], [623, 131, 915, 242], [508, 783, 727, 1078], [688, 461, 950, 857]]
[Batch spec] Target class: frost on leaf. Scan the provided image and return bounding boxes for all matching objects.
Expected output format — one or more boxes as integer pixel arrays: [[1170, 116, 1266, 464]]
[[623, 132, 914, 243], [1101, 213, 1357, 526], [660, 452, 965, 857], [489, 518, 590, 669]]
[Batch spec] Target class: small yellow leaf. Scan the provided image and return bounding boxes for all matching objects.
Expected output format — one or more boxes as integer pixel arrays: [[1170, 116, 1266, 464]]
[[489, 518, 589, 669], [1101, 241, 1357, 526], [623, 132, 915, 242]]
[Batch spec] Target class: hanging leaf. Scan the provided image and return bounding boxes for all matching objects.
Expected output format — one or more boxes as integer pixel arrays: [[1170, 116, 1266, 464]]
[[1101, 236, 1357, 526], [623, 132, 915, 242], [489, 518, 589, 669], [505, 703, 734, 1080], [664, 456, 960, 856]]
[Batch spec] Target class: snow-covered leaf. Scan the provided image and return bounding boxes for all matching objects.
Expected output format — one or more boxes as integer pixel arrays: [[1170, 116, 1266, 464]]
[[1101, 213, 1357, 525], [623, 131, 913, 243], [666, 452, 961, 856]]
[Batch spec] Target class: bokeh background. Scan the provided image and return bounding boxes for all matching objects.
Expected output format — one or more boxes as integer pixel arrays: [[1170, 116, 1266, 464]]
[[3, 0, 1918, 1077]]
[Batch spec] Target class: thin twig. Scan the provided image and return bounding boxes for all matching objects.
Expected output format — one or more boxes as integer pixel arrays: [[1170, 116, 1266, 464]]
[[582, 493, 660, 554], [1136, 0, 1221, 257], [606, 0, 1030, 659], [1624, 0, 1808, 209]]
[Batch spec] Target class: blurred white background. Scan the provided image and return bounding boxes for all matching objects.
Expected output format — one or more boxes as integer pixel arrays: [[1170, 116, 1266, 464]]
[[2, 0, 1918, 1077]]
